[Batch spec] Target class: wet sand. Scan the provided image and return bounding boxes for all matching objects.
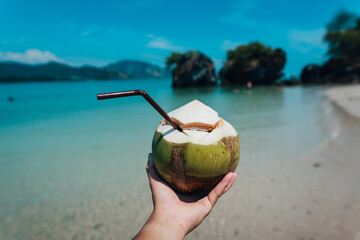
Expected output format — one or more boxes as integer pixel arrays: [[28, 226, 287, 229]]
[[188, 85, 360, 240]]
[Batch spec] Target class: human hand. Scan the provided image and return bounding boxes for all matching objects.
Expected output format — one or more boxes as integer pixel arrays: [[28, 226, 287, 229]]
[[133, 153, 237, 240]]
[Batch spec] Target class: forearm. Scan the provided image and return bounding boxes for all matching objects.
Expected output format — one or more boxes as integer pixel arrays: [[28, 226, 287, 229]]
[[133, 212, 185, 240]]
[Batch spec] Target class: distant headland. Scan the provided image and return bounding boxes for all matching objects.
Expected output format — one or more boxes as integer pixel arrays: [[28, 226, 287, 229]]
[[0, 60, 170, 83]]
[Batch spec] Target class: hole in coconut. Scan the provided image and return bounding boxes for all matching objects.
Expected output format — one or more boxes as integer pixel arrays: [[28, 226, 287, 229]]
[[162, 118, 224, 133], [184, 127, 213, 133]]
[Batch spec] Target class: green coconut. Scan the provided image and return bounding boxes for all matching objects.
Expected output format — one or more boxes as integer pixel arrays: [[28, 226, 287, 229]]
[[152, 100, 240, 192]]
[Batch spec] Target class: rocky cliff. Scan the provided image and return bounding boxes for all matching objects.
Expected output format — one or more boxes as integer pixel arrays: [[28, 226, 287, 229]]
[[219, 42, 286, 86], [301, 58, 360, 84], [168, 51, 217, 88]]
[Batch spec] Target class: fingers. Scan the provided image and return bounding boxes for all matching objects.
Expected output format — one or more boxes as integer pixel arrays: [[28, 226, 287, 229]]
[[146, 153, 159, 185], [207, 172, 236, 208], [146, 153, 168, 189], [223, 172, 237, 193], [146, 153, 153, 172]]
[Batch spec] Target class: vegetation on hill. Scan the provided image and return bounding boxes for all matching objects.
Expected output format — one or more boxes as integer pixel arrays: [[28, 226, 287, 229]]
[[166, 51, 217, 88], [301, 10, 360, 84], [165, 53, 184, 69], [0, 60, 169, 82], [220, 42, 286, 85], [107, 60, 170, 79], [0, 62, 125, 82], [324, 10, 360, 63]]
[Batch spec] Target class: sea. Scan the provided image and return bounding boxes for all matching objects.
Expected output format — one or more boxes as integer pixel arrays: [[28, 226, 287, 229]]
[[0, 79, 335, 239]]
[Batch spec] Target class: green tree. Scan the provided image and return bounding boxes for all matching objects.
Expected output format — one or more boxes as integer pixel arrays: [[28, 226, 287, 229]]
[[326, 10, 357, 31], [227, 42, 271, 59], [165, 52, 183, 69], [220, 42, 286, 85], [323, 10, 360, 62], [226, 42, 276, 68]]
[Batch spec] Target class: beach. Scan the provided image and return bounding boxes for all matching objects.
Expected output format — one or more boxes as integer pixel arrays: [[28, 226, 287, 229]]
[[187, 85, 360, 240], [2, 0, 360, 238], [0, 82, 359, 239]]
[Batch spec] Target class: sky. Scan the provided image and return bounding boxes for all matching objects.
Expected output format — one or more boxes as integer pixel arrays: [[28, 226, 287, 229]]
[[1, 0, 360, 76]]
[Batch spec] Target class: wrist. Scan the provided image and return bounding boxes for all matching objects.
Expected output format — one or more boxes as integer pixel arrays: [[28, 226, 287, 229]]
[[146, 210, 186, 239]]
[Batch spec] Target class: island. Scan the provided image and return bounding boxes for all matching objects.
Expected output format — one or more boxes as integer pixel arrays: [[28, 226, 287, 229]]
[[0, 60, 169, 83], [166, 51, 217, 88], [220, 42, 286, 86]]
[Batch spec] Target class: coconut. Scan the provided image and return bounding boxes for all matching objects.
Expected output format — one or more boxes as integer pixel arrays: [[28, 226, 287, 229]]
[[152, 100, 240, 192]]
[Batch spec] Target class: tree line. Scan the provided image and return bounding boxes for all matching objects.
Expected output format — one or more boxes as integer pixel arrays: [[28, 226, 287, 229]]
[[167, 10, 360, 88]]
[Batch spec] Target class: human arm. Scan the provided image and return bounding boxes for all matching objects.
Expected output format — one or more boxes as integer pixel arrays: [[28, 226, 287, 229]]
[[133, 154, 237, 239]]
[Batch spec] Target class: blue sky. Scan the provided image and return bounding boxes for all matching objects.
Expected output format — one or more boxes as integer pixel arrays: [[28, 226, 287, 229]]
[[1, 0, 360, 76]]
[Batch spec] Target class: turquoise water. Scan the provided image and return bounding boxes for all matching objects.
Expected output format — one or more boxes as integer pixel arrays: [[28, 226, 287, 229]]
[[0, 79, 331, 239]]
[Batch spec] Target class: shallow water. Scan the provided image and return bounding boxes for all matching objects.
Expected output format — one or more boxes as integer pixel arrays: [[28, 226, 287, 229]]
[[0, 79, 332, 239]]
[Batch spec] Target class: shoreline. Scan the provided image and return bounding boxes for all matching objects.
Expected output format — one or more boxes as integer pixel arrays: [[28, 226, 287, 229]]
[[326, 85, 360, 120], [188, 85, 360, 240]]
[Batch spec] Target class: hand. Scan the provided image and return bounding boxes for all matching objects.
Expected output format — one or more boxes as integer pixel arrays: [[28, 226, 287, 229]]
[[133, 153, 237, 240]]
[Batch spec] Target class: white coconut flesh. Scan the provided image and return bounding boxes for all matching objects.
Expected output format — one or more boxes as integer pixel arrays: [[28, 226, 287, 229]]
[[157, 100, 237, 145]]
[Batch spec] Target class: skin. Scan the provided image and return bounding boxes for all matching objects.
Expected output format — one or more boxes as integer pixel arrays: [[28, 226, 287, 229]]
[[133, 153, 237, 240]]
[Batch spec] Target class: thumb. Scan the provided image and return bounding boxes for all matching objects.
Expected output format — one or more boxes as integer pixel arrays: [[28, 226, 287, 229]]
[[207, 172, 236, 208]]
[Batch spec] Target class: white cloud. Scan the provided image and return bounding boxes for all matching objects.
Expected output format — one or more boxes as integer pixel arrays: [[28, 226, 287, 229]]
[[221, 40, 242, 50], [146, 35, 184, 51], [0, 49, 64, 64], [289, 28, 326, 53]]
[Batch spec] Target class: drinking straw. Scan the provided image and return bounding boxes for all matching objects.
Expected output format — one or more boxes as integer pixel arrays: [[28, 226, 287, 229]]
[[97, 90, 183, 132]]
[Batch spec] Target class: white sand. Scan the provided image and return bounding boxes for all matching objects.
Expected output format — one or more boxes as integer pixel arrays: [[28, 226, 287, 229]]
[[326, 85, 360, 120], [187, 85, 360, 240]]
